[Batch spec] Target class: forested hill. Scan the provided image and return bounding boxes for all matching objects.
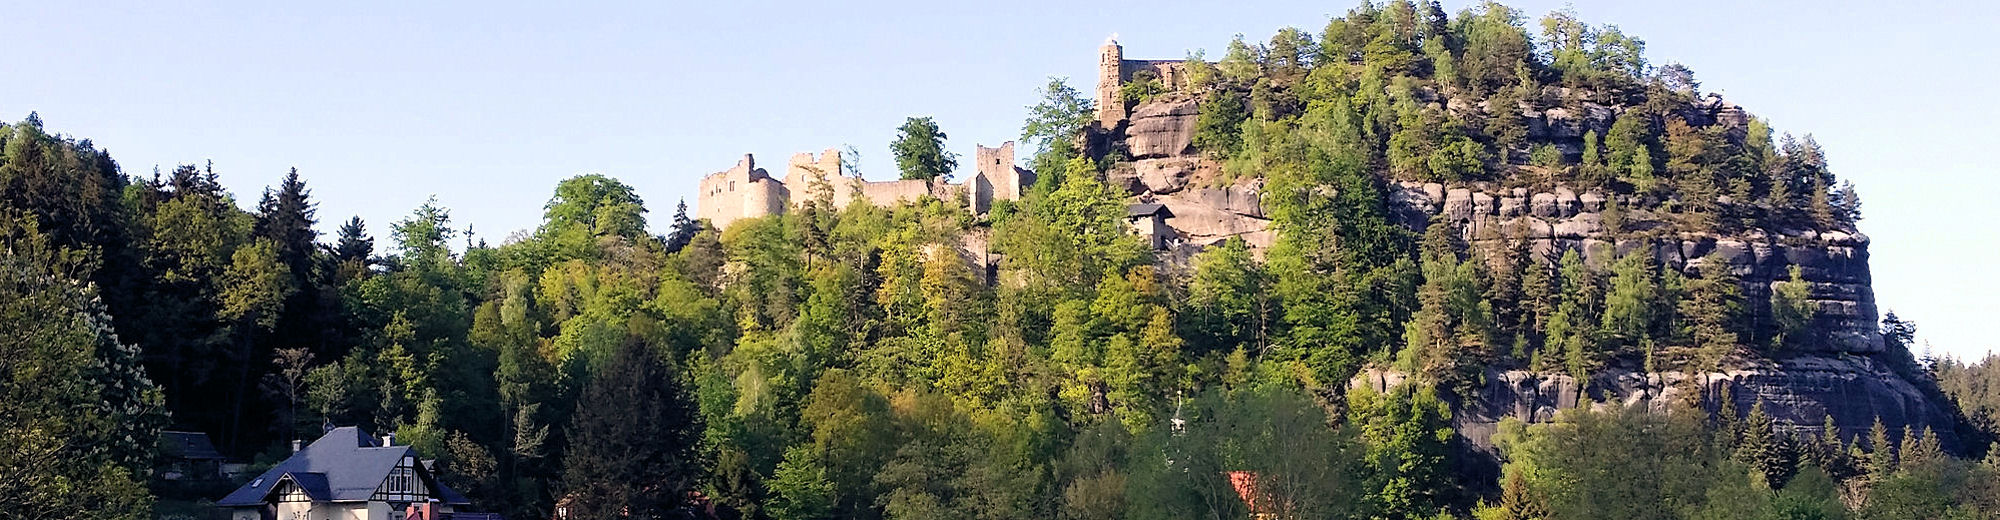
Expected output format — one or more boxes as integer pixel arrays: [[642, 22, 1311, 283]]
[[4, 2, 2000, 520]]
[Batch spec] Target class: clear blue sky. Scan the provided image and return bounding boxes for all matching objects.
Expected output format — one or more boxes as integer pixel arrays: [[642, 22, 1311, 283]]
[[4, 1, 1994, 359]]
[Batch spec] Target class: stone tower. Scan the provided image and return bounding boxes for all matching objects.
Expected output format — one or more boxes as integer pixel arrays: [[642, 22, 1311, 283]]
[[1096, 36, 1125, 124]]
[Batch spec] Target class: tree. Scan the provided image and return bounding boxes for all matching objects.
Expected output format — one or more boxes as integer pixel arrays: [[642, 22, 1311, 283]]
[[1604, 110, 1656, 190], [891, 116, 958, 182], [334, 215, 375, 280], [1192, 90, 1249, 159], [1867, 417, 1896, 480], [261, 347, 315, 442], [561, 338, 704, 518], [253, 168, 320, 278], [1349, 383, 1456, 518], [0, 214, 163, 520], [1770, 265, 1817, 351], [1599, 251, 1659, 355], [1678, 255, 1742, 373], [1022, 77, 1095, 156], [1736, 400, 1797, 487], [769, 446, 836, 520], [536, 174, 649, 262], [664, 199, 700, 254]]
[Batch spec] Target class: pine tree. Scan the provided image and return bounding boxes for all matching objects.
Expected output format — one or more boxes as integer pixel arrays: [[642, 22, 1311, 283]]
[[1897, 425, 1942, 471], [253, 168, 319, 277], [1495, 470, 1549, 520], [1521, 247, 1556, 349], [1679, 255, 1741, 373], [1600, 251, 1658, 355], [1814, 414, 1853, 479]]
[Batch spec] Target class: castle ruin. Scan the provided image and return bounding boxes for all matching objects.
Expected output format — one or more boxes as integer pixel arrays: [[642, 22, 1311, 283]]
[[696, 142, 1034, 230], [1095, 36, 1200, 126]]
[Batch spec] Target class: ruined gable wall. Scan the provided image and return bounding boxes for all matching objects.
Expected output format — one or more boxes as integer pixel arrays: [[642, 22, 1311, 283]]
[[784, 148, 846, 208], [696, 154, 786, 230], [1121, 60, 1194, 91]]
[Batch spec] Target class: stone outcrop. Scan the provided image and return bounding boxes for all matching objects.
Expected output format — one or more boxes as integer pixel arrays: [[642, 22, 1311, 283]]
[[1124, 99, 1199, 159], [1387, 181, 1880, 354], [1152, 183, 1271, 248], [1353, 355, 1963, 454]]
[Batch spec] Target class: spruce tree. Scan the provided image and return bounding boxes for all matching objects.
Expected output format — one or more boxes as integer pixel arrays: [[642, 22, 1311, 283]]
[[562, 338, 704, 517], [1867, 417, 1896, 480], [253, 167, 319, 277], [664, 199, 699, 254]]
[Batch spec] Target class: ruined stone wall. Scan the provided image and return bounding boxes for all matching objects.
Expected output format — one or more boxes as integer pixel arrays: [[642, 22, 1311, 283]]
[[696, 155, 788, 231], [1122, 59, 1193, 90], [968, 142, 1032, 214], [783, 149, 846, 208], [698, 142, 1031, 230], [852, 179, 940, 206]]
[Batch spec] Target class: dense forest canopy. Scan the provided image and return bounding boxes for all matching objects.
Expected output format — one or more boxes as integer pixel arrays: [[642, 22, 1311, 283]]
[[2, 2, 1997, 520]]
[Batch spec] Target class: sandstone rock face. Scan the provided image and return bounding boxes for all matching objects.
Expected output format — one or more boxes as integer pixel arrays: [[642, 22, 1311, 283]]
[[1530, 193, 1558, 218], [1382, 182, 1881, 354], [1132, 157, 1197, 194], [1125, 100, 1199, 158], [1353, 356, 1963, 454], [1153, 179, 1270, 247]]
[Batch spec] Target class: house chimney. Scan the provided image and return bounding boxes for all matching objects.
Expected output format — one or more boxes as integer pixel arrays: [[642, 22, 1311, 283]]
[[291, 440, 302, 453], [382, 433, 395, 446]]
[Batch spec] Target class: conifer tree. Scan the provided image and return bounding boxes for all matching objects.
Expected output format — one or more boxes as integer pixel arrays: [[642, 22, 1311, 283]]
[[1679, 255, 1741, 373], [1867, 417, 1896, 480], [664, 199, 699, 254], [1600, 251, 1658, 355], [562, 338, 704, 517], [1769, 265, 1817, 351], [1737, 400, 1795, 487]]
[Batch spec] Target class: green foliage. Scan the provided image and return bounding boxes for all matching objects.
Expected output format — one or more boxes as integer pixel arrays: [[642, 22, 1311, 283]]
[[1678, 255, 1743, 373], [1349, 384, 1457, 518], [561, 339, 704, 518], [1192, 89, 1250, 159], [1770, 265, 1818, 352], [1604, 110, 1658, 190], [1119, 69, 1166, 104], [892, 116, 959, 182], [0, 9, 1925, 519], [1021, 76, 1095, 157], [0, 215, 163, 520]]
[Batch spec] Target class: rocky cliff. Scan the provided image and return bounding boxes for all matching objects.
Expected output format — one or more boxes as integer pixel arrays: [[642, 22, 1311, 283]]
[[1098, 94, 1962, 454]]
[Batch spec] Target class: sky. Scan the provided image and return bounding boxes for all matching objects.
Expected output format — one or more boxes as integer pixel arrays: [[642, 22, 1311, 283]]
[[3, 1, 1995, 359]]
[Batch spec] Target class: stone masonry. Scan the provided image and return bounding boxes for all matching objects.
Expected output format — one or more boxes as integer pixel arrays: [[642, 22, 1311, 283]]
[[696, 142, 1033, 231]]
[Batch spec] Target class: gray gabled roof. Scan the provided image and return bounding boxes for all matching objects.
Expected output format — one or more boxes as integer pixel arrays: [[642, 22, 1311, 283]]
[[217, 427, 470, 507], [1127, 203, 1173, 219], [159, 431, 225, 460]]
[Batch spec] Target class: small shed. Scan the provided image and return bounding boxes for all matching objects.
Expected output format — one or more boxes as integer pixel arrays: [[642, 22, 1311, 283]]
[[158, 430, 228, 481], [1126, 203, 1176, 250]]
